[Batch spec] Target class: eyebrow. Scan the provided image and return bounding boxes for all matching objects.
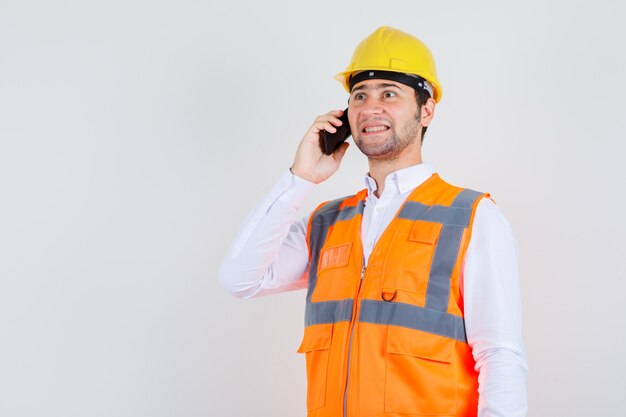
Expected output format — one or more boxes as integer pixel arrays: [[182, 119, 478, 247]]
[[351, 82, 403, 94]]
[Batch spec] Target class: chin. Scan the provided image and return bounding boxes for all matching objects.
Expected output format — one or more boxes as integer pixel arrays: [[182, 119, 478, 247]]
[[355, 143, 393, 158]]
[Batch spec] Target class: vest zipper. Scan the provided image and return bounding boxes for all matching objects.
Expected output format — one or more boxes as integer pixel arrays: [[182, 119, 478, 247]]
[[343, 261, 366, 417]]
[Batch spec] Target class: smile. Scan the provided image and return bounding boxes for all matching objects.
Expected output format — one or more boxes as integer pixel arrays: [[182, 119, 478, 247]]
[[362, 125, 390, 133]]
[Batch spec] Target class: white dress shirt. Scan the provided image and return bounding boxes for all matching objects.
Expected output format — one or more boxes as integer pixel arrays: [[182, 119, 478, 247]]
[[219, 163, 528, 417]]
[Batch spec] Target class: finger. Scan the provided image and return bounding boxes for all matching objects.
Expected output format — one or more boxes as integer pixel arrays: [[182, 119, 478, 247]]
[[316, 116, 343, 129], [326, 109, 345, 117], [313, 120, 338, 133], [319, 110, 345, 126], [327, 116, 344, 127]]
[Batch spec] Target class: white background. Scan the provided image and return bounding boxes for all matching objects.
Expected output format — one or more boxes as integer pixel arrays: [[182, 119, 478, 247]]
[[1, 0, 625, 416]]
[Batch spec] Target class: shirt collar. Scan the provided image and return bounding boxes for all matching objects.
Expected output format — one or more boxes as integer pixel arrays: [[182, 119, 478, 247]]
[[364, 162, 436, 196]]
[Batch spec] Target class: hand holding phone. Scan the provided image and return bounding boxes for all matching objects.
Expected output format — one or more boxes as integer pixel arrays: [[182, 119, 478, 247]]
[[292, 109, 351, 184], [319, 108, 351, 155]]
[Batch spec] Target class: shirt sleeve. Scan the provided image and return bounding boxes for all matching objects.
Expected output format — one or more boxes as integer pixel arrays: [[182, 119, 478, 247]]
[[462, 198, 529, 417], [218, 169, 316, 298]]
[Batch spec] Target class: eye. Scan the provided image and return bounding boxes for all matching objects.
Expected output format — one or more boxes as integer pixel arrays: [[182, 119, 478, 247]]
[[353, 92, 366, 101], [383, 91, 396, 99]]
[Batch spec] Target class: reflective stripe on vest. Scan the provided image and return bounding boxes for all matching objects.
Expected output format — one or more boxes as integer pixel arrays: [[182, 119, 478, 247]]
[[305, 186, 482, 342], [306, 197, 365, 304]]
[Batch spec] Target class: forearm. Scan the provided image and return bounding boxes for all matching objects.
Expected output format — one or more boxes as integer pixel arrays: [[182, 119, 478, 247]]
[[474, 348, 528, 417], [219, 170, 315, 298]]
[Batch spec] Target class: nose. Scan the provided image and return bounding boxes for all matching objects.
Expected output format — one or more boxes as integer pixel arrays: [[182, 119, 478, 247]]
[[360, 97, 384, 115]]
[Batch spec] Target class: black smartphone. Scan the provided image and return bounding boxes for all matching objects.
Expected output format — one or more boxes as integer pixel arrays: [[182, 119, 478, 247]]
[[319, 108, 351, 155]]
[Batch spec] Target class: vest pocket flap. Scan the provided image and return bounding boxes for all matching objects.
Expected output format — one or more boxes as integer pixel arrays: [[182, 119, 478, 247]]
[[408, 220, 442, 244], [297, 324, 333, 353], [387, 326, 453, 363], [319, 242, 352, 271]]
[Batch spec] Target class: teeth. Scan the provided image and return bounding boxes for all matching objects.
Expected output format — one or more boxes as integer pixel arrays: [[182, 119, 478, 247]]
[[364, 126, 388, 133]]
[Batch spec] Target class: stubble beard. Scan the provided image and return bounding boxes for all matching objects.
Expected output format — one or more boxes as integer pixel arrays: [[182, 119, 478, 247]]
[[353, 111, 421, 161]]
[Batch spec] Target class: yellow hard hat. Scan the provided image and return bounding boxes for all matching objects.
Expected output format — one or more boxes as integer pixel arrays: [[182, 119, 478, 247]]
[[335, 26, 443, 102]]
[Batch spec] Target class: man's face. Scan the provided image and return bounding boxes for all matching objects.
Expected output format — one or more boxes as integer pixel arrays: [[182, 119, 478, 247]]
[[348, 79, 421, 160]]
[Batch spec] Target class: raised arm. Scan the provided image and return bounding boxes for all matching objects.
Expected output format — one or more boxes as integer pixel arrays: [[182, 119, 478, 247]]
[[219, 110, 351, 298]]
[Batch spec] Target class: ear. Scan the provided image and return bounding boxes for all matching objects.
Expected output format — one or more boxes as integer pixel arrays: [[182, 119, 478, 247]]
[[420, 97, 436, 127]]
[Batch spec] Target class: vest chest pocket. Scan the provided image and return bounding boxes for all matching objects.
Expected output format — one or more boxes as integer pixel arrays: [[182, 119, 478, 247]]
[[382, 220, 442, 295], [313, 242, 354, 302], [297, 323, 333, 411], [385, 326, 456, 415], [319, 242, 352, 272]]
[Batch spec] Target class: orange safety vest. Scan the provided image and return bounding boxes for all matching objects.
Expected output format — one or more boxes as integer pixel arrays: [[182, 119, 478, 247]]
[[297, 173, 488, 417]]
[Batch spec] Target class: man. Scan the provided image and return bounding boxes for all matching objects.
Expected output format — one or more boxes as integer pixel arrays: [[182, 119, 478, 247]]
[[219, 26, 527, 417]]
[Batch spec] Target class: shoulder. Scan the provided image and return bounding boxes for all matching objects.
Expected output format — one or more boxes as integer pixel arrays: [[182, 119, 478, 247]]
[[434, 175, 487, 209], [310, 190, 367, 225], [471, 197, 518, 252], [439, 175, 517, 249], [475, 197, 513, 230]]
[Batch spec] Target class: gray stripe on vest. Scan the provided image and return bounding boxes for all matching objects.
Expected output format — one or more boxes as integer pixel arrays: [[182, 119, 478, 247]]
[[336, 199, 365, 223], [305, 299, 354, 326], [306, 198, 364, 325], [398, 202, 471, 227], [425, 189, 484, 312], [451, 188, 483, 208], [425, 225, 464, 311], [306, 199, 344, 304], [359, 299, 467, 342]]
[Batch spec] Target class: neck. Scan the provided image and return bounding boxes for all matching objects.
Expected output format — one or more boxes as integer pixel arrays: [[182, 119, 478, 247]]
[[368, 154, 422, 198]]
